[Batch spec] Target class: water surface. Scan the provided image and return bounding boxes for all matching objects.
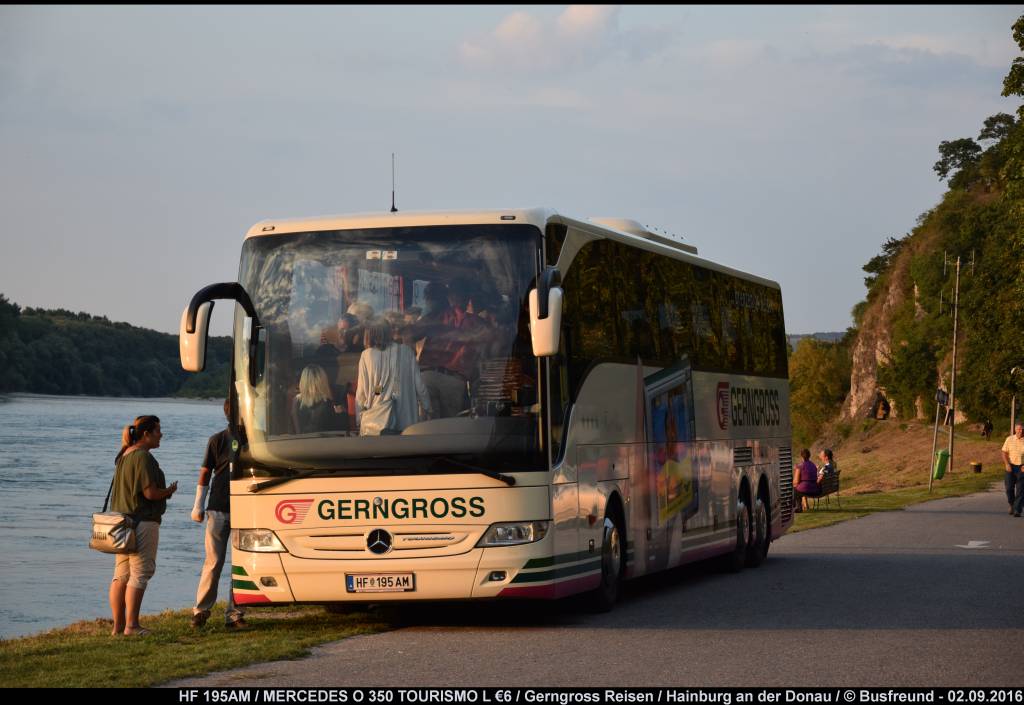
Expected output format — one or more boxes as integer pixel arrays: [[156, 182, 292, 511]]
[[0, 394, 228, 638]]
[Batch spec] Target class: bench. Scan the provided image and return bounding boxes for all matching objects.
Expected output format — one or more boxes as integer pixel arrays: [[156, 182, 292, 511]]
[[812, 470, 841, 509]]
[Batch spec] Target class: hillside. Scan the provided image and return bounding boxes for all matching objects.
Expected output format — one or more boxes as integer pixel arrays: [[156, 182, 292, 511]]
[[790, 16, 1024, 449], [817, 418, 1006, 495], [840, 115, 1024, 428], [0, 295, 231, 399]]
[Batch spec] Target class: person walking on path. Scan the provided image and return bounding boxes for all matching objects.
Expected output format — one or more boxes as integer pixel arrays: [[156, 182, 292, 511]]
[[190, 400, 247, 629], [1001, 422, 1024, 517]]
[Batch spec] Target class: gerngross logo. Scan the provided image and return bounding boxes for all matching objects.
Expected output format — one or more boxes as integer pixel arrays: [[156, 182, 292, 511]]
[[716, 382, 731, 431], [275, 499, 315, 525]]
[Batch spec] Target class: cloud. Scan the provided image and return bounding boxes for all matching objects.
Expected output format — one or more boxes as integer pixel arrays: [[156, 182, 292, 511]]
[[459, 5, 671, 74], [702, 39, 776, 68], [814, 42, 1004, 91]]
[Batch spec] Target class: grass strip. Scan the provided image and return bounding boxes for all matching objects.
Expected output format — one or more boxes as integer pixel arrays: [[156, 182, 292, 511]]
[[789, 468, 1002, 532], [0, 603, 389, 688]]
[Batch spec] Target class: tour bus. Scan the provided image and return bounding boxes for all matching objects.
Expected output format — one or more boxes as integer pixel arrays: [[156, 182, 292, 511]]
[[179, 208, 794, 611]]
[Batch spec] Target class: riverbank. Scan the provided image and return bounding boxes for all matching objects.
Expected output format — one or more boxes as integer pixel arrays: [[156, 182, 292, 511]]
[[0, 394, 229, 639], [0, 604, 390, 687]]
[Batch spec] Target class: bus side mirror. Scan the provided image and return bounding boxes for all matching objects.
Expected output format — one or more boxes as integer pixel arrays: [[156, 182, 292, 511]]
[[529, 266, 562, 357], [180, 301, 213, 372]]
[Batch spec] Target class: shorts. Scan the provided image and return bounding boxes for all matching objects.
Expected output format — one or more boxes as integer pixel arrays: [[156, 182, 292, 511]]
[[112, 520, 159, 590]]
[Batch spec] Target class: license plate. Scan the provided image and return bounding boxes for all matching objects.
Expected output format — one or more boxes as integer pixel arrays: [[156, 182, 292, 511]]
[[346, 573, 416, 593]]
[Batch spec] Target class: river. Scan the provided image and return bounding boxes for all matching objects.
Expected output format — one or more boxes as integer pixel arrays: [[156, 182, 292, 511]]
[[0, 393, 228, 638]]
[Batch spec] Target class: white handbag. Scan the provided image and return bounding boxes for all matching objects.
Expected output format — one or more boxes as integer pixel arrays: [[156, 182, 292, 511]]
[[89, 474, 137, 554]]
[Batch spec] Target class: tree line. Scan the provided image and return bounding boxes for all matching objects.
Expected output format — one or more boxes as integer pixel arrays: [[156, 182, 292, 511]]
[[0, 294, 231, 399]]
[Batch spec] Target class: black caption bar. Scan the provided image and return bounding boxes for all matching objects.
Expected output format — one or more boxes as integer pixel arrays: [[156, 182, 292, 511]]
[[14, 689, 1023, 702], [115, 688, 1024, 704]]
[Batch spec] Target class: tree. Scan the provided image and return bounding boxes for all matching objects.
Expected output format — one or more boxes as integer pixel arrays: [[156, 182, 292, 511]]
[[1002, 14, 1024, 119], [862, 235, 906, 289], [0, 293, 20, 339], [933, 138, 982, 181], [978, 113, 1017, 142], [789, 338, 852, 446]]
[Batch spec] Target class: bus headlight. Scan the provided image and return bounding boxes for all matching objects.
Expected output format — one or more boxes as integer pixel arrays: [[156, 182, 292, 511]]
[[476, 521, 549, 547], [234, 529, 287, 553]]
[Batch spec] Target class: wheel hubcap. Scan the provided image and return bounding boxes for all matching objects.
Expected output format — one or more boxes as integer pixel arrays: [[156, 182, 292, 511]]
[[603, 519, 621, 584]]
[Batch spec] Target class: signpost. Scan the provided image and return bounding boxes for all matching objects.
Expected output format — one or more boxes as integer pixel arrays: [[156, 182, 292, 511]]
[[929, 388, 949, 493]]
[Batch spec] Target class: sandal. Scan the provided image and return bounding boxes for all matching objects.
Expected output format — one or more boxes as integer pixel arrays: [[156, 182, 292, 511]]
[[123, 627, 152, 637]]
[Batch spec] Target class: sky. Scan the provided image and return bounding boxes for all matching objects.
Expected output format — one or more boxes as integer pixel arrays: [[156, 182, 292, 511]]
[[1, 5, 1021, 337]]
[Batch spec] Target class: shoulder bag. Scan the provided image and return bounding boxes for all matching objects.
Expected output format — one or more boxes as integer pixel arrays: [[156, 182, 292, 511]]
[[90, 468, 137, 554]]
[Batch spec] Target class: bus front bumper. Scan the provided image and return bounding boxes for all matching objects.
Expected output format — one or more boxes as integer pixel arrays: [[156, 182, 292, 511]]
[[230, 534, 595, 603]]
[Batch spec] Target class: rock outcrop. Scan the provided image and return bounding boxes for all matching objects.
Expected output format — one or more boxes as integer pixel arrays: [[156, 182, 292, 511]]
[[842, 254, 909, 421]]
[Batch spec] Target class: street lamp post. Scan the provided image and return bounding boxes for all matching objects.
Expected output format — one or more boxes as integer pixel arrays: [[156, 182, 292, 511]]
[[1012, 367, 1022, 432], [948, 257, 960, 470]]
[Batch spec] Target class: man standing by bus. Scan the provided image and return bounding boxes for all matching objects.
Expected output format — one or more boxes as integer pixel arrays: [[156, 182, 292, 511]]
[[190, 400, 247, 629], [1002, 422, 1024, 517]]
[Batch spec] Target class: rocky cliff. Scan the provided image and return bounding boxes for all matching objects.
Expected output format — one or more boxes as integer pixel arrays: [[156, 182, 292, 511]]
[[842, 253, 907, 421]]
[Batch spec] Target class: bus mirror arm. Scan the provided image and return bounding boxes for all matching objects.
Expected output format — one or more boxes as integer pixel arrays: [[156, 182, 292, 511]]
[[529, 267, 562, 358], [180, 282, 260, 374], [185, 282, 258, 334], [536, 267, 561, 320]]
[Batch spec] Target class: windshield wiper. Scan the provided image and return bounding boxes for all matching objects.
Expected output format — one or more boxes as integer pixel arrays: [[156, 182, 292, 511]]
[[248, 468, 347, 493], [428, 457, 517, 486], [248, 457, 518, 493]]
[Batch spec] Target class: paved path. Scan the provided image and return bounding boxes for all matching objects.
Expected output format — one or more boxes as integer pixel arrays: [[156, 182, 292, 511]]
[[168, 486, 1024, 687]]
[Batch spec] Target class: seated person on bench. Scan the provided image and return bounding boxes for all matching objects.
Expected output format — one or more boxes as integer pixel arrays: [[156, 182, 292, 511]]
[[817, 448, 837, 484], [794, 448, 820, 513]]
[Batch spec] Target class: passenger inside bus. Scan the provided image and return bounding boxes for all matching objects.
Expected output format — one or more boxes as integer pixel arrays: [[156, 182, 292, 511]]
[[354, 318, 432, 435], [292, 364, 347, 434], [410, 281, 484, 419]]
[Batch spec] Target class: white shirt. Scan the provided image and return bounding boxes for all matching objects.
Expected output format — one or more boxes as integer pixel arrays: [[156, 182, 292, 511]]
[[355, 342, 431, 431], [1002, 433, 1024, 466]]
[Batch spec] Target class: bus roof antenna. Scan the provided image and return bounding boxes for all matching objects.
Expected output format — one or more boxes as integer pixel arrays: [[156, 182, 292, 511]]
[[390, 153, 398, 213]]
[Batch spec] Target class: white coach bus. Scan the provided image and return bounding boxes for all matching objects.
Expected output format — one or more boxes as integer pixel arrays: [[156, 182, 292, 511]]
[[179, 208, 794, 611]]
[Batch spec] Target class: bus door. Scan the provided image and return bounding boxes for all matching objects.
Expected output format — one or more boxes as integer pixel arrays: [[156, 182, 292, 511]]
[[641, 361, 699, 572]]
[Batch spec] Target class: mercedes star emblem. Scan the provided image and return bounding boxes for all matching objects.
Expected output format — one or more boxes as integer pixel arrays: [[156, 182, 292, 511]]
[[367, 528, 393, 555]]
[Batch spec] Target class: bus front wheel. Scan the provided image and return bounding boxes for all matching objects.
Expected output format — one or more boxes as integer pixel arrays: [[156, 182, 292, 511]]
[[588, 515, 623, 612]]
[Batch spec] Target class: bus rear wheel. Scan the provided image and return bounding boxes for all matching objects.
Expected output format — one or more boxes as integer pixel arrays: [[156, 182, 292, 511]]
[[724, 497, 751, 573], [746, 495, 769, 568], [588, 515, 623, 612]]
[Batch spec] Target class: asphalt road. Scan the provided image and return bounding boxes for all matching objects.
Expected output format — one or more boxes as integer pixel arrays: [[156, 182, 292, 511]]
[[169, 485, 1024, 687]]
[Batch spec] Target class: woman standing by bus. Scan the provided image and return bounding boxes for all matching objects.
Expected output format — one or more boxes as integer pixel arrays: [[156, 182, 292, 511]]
[[108, 415, 177, 636]]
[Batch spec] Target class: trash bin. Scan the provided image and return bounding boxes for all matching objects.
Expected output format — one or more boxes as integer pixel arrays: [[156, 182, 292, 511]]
[[971, 461, 982, 474], [933, 449, 950, 480]]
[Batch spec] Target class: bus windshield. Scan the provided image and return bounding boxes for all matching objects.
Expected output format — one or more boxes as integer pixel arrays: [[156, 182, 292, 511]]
[[234, 224, 544, 472]]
